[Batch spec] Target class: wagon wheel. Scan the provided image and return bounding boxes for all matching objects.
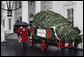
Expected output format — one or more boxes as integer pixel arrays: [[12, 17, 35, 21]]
[[28, 39, 32, 47], [41, 40, 47, 52]]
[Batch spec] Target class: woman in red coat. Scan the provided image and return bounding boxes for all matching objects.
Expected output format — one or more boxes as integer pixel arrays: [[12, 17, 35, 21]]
[[21, 27, 28, 48]]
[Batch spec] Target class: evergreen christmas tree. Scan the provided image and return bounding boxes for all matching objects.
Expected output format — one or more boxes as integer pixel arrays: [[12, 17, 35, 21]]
[[33, 10, 82, 45]]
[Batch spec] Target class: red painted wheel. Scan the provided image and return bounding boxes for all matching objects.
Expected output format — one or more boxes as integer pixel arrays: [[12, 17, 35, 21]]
[[41, 40, 47, 52], [28, 39, 32, 47]]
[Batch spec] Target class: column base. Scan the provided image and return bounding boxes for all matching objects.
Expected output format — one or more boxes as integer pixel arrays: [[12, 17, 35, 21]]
[[1, 40, 6, 43]]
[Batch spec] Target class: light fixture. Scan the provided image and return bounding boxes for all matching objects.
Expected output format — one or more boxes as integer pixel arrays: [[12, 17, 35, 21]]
[[1, 1, 22, 17]]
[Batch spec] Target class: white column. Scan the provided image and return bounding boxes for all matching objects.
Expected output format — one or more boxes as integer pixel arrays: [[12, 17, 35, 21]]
[[52, 1, 56, 12], [35, 1, 41, 14], [1, 25, 6, 42], [5, 12, 9, 32], [1, 1, 6, 42], [11, 11, 15, 33], [22, 1, 29, 24]]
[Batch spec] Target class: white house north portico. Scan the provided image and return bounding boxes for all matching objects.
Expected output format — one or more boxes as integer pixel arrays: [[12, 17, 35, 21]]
[[1, 1, 83, 49]]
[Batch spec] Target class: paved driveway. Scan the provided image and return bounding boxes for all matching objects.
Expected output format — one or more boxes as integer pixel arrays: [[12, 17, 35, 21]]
[[1, 39, 83, 56]]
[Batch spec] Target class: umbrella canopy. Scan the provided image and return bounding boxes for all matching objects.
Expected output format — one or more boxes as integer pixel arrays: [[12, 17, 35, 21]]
[[14, 22, 29, 27]]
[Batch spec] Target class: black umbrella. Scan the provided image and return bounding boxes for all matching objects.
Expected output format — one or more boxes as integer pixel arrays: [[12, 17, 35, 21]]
[[14, 21, 29, 27]]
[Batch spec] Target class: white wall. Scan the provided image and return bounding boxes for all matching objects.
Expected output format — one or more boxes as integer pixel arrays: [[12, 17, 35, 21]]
[[41, 1, 52, 11], [52, 1, 65, 17], [74, 1, 83, 49], [74, 1, 83, 35]]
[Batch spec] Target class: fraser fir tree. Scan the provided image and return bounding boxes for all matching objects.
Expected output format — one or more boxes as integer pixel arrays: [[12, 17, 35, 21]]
[[33, 10, 82, 45]]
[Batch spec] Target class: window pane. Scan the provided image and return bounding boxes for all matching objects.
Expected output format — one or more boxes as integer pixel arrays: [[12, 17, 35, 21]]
[[67, 8, 74, 26], [69, 14, 73, 18], [67, 9, 73, 19]]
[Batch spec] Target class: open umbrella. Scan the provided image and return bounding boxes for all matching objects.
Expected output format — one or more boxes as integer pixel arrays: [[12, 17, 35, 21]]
[[14, 21, 29, 27]]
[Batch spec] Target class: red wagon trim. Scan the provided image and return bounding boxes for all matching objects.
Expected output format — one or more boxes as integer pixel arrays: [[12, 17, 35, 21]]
[[29, 39, 32, 47], [41, 40, 47, 52], [55, 33, 74, 48]]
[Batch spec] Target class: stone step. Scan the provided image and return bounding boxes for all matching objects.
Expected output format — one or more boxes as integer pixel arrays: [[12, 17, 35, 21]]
[[5, 33, 18, 39]]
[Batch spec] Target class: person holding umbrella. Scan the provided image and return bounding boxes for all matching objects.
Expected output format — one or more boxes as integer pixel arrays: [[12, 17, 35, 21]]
[[20, 27, 28, 48], [14, 21, 29, 48]]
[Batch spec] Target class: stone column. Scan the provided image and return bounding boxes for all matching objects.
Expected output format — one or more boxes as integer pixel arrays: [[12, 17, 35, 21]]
[[5, 12, 9, 32], [1, 1, 2, 25], [1, 25, 6, 42], [52, 1, 56, 12], [22, 1, 29, 24], [1, 1, 6, 42], [11, 3, 15, 33], [35, 1, 41, 14]]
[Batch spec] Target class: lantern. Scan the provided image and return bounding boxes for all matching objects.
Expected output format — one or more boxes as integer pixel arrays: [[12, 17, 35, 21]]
[[1, 1, 22, 17]]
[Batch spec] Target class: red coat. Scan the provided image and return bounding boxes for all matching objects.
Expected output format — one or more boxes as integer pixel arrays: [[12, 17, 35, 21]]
[[21, 28, 28, 43], [17, 28, 21, 35]]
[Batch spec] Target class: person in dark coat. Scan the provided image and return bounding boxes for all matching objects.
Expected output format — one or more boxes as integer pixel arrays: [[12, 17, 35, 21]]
[[74, 27, 81, 34], [74, 27, 81, 48]]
